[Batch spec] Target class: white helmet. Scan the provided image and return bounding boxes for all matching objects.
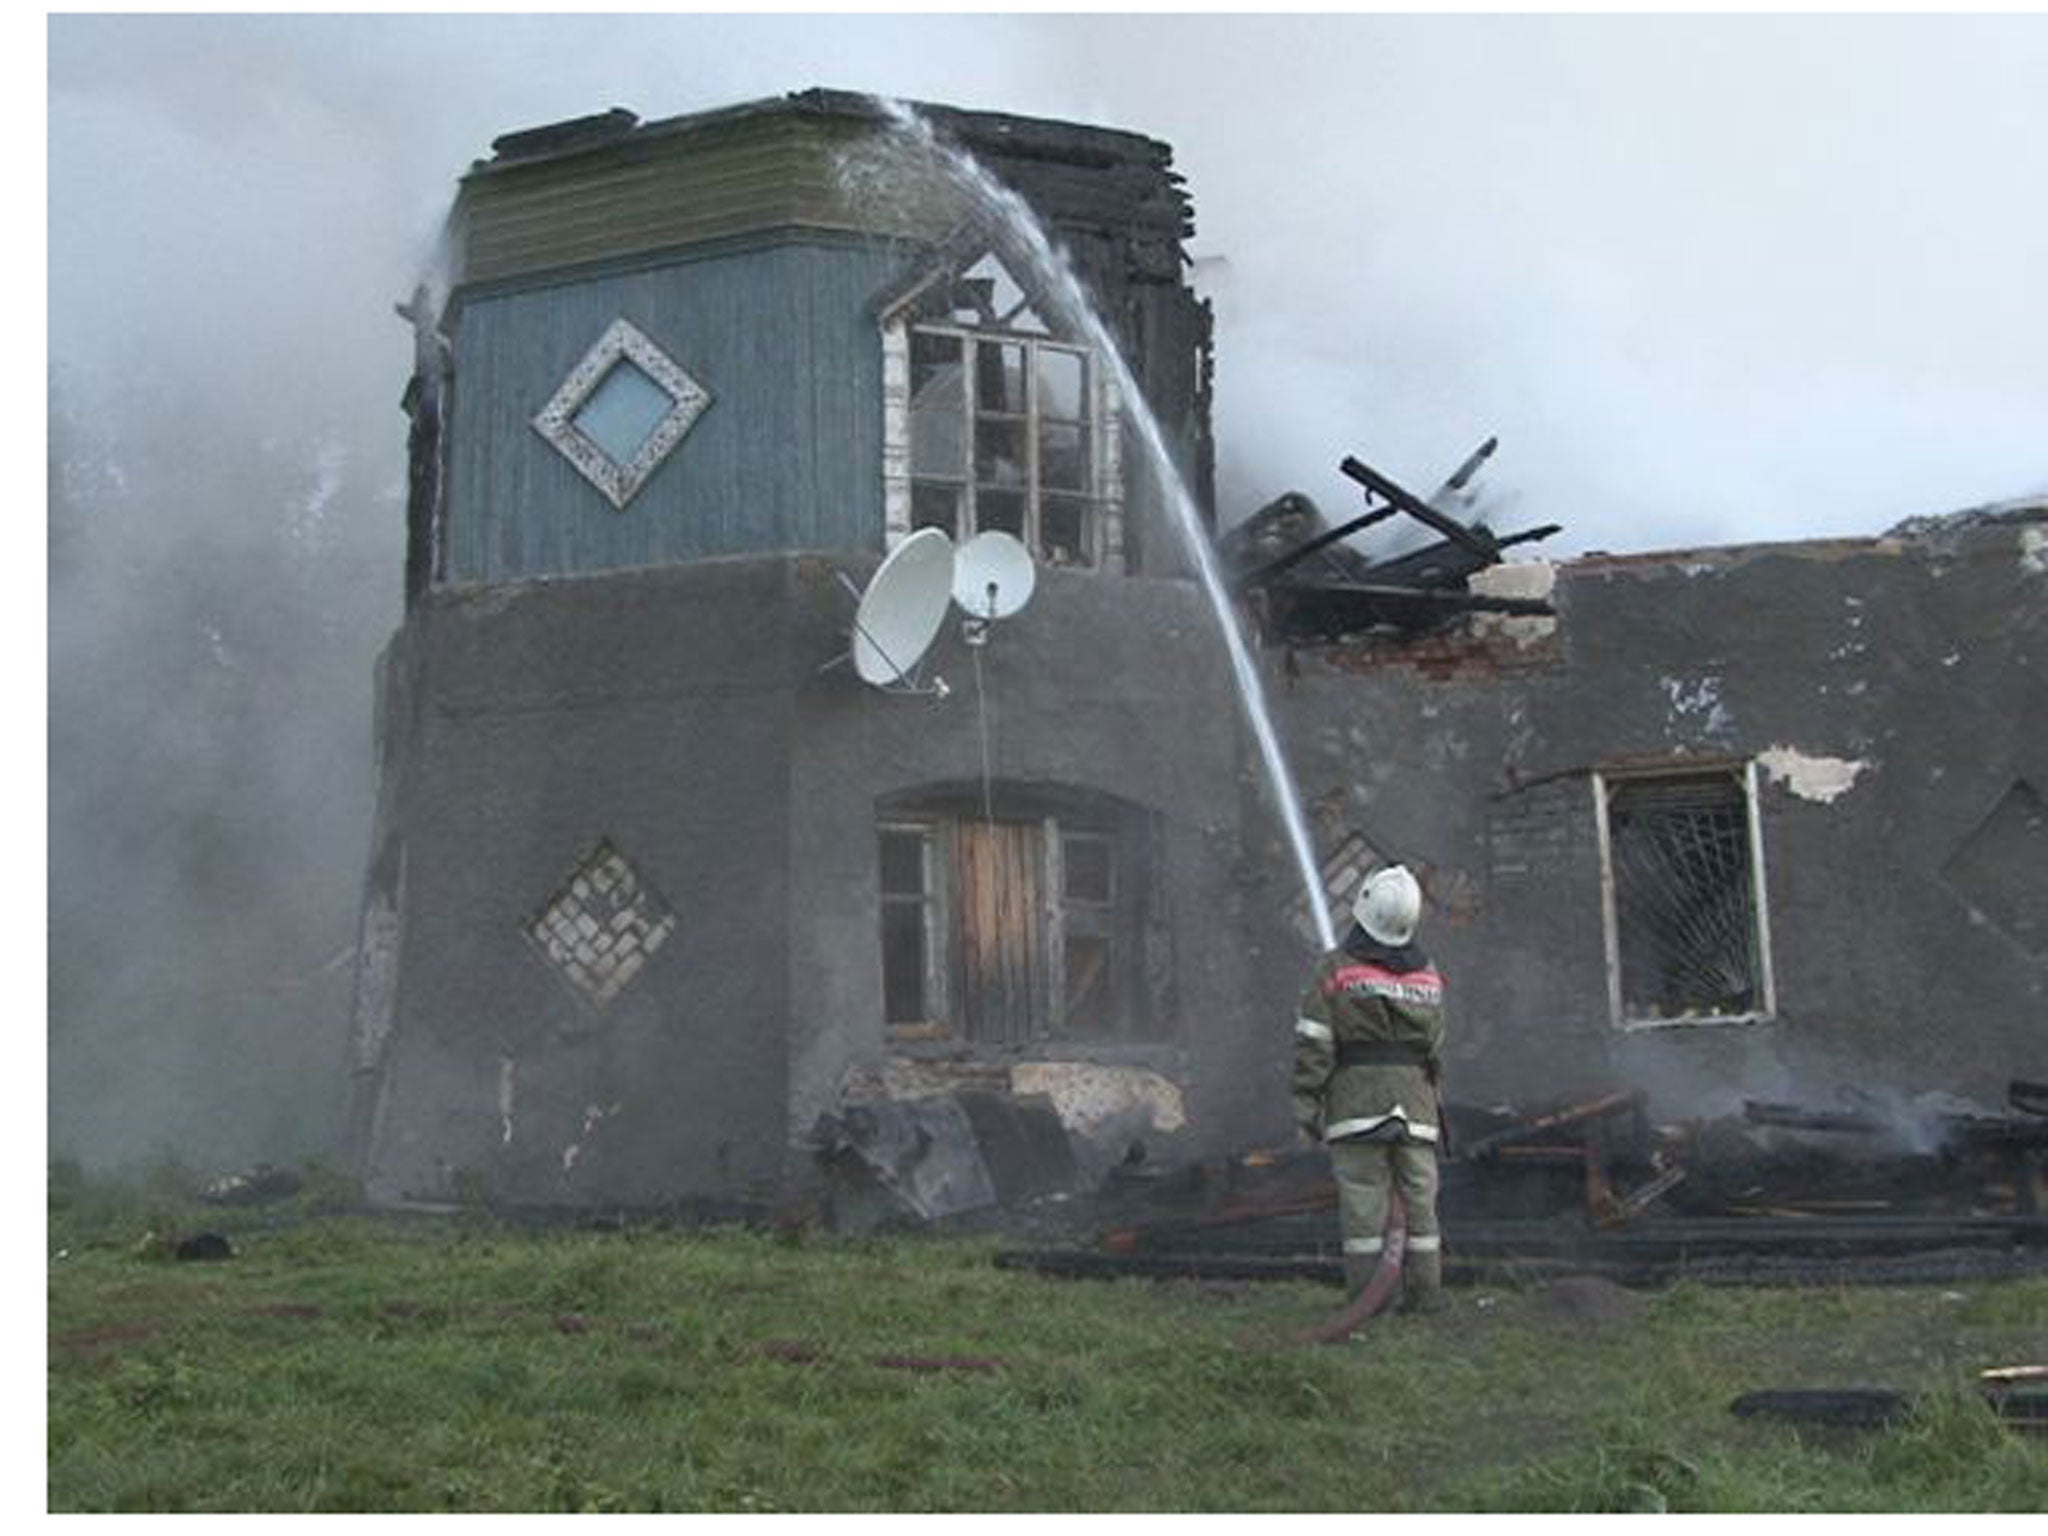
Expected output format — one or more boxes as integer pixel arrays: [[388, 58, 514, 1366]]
[[1353, 865, 1422, 946]]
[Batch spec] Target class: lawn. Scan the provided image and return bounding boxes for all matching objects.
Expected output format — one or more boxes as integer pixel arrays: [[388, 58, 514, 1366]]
[[46, 1165, 2048, 1512]]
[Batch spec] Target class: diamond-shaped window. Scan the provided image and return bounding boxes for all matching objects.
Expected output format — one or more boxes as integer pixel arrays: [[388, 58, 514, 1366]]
[[574, 358, 675, 465], [525, 838, 677, 1009], [1944, 779, 2048, 958], [533, 319, 710, 509]]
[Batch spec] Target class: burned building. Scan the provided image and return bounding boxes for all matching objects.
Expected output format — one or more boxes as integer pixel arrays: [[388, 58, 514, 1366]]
[[346, 90, 1281, 1210], [347, 86, 2046, 1220], [1263, 501, 2048, 1125]]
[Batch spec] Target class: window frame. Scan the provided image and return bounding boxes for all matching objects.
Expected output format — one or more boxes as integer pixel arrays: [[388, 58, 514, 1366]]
[[1591, 759, 1777, 1031], [878, 819, 951, 1039], [881, 251, 1125, 573], [530, 316, 711, 510], [876, 801, 1156, 1047], [905, 323, 1099, 565], [1049, 822, 1121, 1039]]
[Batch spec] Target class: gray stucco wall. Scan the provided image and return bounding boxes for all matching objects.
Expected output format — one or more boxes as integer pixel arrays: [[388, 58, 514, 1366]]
[[352, 553, 1291, 1206], [782, 557, 1289, 1172], [356, 559, 803, 1205], [1265, 512, 2048, 1123]]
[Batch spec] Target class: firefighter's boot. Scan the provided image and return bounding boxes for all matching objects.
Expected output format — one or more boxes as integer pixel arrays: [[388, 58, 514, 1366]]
[[1399, 1248, 1447, 1315]]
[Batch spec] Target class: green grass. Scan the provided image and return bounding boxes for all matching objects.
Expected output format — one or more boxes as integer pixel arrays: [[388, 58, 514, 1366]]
[[47, 1169, 2048, 1512]]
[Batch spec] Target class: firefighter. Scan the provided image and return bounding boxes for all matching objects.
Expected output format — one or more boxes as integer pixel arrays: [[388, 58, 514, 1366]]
[[1293, 864, 1449, 1315]]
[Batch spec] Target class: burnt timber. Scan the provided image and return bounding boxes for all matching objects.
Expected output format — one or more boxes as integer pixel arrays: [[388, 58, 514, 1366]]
[[1220, 445, 1561, 644], [996, 1083, 2048, 1290]]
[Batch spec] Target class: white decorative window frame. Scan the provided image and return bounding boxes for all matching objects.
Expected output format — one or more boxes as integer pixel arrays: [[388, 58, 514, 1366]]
[[879, 266, 1124, 572], [532, 318, 711, 510]]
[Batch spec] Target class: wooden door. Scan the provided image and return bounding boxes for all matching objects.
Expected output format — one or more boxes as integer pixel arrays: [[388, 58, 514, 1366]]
[[953, 820, 1045, 1044]]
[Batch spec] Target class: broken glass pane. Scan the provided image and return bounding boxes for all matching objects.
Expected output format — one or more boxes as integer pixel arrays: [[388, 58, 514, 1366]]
[[946, 276, 994, 326], [882, 902, 929, 1023], [977, 489, 1027, 540], [1062, 831, 1114, 904], [911, 482, 963, 539], [1039, 420, 1089, 492], [975, 342, 1029, 415], [974, 420, 1029, 488], [1037, 347, 1086, 420], [910, 331, 964, 404], [1041, 495, 1093, 567], [1062, 933, 1114, 1035], [911, 403, 966, 477]]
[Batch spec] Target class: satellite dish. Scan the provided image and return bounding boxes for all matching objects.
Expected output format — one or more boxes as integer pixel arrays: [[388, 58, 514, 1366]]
[[852, 527, 956, 687], [952, 530, 1037, 626]]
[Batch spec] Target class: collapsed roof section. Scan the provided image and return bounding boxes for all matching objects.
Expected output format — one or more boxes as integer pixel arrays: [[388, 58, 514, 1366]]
[[1220, 440, 1563, 645]]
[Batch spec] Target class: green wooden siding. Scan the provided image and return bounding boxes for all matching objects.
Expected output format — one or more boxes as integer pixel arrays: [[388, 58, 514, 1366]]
[[443, 238, 904, 584], [455, 115, 964, 288]]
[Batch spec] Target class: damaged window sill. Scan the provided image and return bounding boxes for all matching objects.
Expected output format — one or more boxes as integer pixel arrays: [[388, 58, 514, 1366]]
[[1615, 1011, 1778, 1033]]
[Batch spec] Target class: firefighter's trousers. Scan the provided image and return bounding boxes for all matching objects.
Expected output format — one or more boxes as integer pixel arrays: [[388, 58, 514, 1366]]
[[1329, 1135, 1443, 1305]]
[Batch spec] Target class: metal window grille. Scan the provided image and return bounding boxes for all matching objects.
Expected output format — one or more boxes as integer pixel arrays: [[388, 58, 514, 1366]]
[[1598, 767, 1772, 1025]]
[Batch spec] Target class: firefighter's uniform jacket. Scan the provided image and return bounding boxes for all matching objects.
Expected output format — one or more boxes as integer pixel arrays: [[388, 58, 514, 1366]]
[[1293, 927, 1449, 1305], [1293, 931, 1446, 1146]]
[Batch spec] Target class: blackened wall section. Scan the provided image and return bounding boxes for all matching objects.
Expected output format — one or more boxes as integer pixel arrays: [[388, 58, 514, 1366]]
[[1265, 510, 2048, 1120]]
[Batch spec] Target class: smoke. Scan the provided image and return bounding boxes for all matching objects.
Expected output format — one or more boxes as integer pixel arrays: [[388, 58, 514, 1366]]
[[1030, 14, 2048, 551], [45, 14, 2048, 1173]]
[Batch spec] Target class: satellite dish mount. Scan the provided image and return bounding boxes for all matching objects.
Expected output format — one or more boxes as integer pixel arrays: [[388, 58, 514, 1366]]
[[832, 527, 957, 698], [951, 530, 1037, 649]]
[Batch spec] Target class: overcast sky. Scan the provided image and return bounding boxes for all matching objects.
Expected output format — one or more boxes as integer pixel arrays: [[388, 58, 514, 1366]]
[[48, 11, 2048, 558]]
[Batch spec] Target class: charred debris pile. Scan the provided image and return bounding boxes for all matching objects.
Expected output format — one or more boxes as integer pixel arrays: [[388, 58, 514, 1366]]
[[175, 1080, 2048, 1291], [978, 1079, 2048, 1290], [1219, 440, 1561, 645]]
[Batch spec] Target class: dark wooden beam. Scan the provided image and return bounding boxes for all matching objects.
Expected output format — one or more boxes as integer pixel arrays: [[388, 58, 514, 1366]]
[[1229, 503, 1399, 590], [1339, 455, 1501, 561]]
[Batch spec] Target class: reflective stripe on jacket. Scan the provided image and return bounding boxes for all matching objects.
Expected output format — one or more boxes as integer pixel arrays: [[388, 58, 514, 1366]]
[[1293, 932, 1447, 1145]]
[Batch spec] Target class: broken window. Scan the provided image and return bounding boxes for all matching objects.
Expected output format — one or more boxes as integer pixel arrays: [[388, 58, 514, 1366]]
[[886, 251, 1114, 569], [879, 822, 948, 1034], [1055, 828, 1117, 1036], [877, 791, 1160, 1045], [1594, 763, 1774, 1027]]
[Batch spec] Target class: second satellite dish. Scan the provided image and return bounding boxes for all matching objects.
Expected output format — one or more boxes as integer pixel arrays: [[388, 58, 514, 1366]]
[[952, 531, 1037, 640], [852, 527, 956, 687]]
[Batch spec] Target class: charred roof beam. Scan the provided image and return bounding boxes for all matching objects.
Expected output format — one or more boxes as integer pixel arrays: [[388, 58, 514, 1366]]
[[1339, 454, 1501, 562], [1230, 501, 1401, 591]]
